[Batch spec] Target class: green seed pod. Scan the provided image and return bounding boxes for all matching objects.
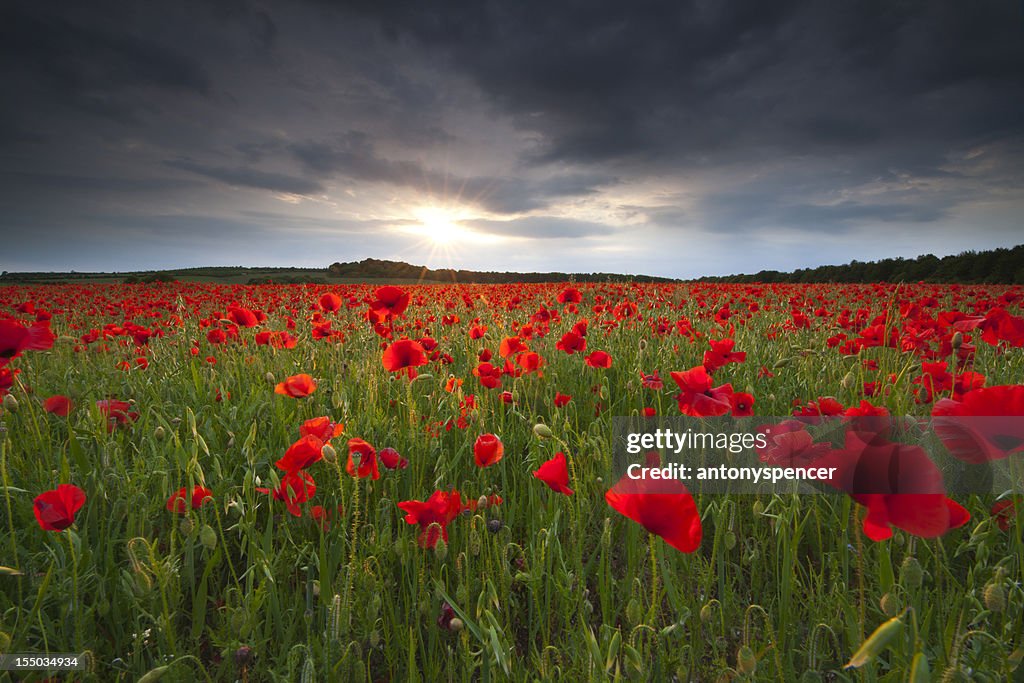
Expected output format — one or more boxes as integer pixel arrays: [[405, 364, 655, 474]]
[[901, 556, 923, 589], [433, 536, 448, 562], [700, 602, 715, 624], [844, 610, 906, 669], [533, 423, 554, 439], [737, 645, 757, 676], [200, 524, 217, 551], [469, 528, 482, 556], [626, 598, 642, 626], [879, 592, 899, 617], [983, 581, 1006, 612]]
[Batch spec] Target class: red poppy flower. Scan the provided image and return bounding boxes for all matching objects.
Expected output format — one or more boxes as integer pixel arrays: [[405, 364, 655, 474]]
[[397, 489, 463, 548], [584, 350, 612, 368], [605, 470, 701, 553], [382, 339, 428, 377], [639, 371, 663, 390], [499, 336, 529, 358], [991, 498, 1018, 532], [43, 395, 73, 416], [257, 470, 316, 517], [670, 366, 733, 417], [554, 392, 572, 407], [533, 452, 574, 495], [276, 435, 325, 472], [97, 399, 139, 432], [813, 431, 970, 541], [555, 331, 587, 356], [473, 362, 502, 389], [933, 385, 1024, 463], [274, 374, 317, 398], [33, 484, 86, 531], [379, 446, 408, 470], [227, 307, 260, 328], [516, 351, 545, 375], [557, 287, 582, 304], [299, 417, 344, 442], [346, 438, 380, 479], [319, 293, 342, 312], [0, 367, 17, 396], [166, 485, 214, 514], [730, 392, 754, 417], [473, 433, 504, 467], [702, 338, 746, 373], [0, 319, 29, 366], [371, 286, 410, 318]]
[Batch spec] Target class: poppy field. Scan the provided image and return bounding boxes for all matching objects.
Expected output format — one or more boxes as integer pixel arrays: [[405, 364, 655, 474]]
[[1, 280, 1023, 681]]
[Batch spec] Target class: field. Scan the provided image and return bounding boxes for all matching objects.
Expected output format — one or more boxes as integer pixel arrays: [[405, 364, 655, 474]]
[[1, 281, 1022, 681]]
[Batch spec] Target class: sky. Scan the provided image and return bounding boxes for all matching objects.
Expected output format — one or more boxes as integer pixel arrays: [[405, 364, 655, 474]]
[[1, 0, 1023, 279]]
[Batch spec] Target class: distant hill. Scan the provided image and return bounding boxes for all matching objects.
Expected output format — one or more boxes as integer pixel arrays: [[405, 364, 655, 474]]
[[696, 245, 1024, 285], [325, 258, 678, 284]]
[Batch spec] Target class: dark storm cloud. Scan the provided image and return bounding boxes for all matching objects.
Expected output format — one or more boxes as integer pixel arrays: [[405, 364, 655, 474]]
[[336, 0, 1024, 169], [0, 0, 1022, 275], [165, 159, 326, 196]]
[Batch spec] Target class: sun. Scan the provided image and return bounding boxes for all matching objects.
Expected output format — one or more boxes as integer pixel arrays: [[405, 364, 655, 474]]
[[415, 206, 466, 245]]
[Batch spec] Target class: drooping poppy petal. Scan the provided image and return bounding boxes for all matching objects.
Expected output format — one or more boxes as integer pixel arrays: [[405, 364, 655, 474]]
[[533, 452, 573, 495], [33, 484, 86, 531]]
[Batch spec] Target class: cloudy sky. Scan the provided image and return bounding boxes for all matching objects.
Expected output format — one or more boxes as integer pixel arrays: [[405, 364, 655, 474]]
[[2, 1, 1022, 278]]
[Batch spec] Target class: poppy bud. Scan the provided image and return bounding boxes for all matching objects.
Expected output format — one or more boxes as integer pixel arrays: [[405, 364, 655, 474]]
[[154, 426, 166, 441], [370, 630, 381, 648], [638, 338, 647, 351], [2, 394, 17, 412], [909, 652, 930, 683], [700, 602, 715, 624], [752, 500, 765, 516], [0, 631, 10, 652], [724, 531, 737, 550], [844, 609, 906, 669], [901, 556, 923, 589], [321, 443, 337, 464], [533, 423, 554, 439], [983, 581, 1005, 612], [265, 372, 275, 384], [200, 524, 217, 550], [137, 665, 171, 683], [737, 645, 757, 676], [433, 535, 447, 562], [626, 598, 642, 625], [179, 516, 194, 536], [449, 617, 464, 632], [879, 592, 898, 617], [841, 371, 856, 390], [951, 332, 963, 349]]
